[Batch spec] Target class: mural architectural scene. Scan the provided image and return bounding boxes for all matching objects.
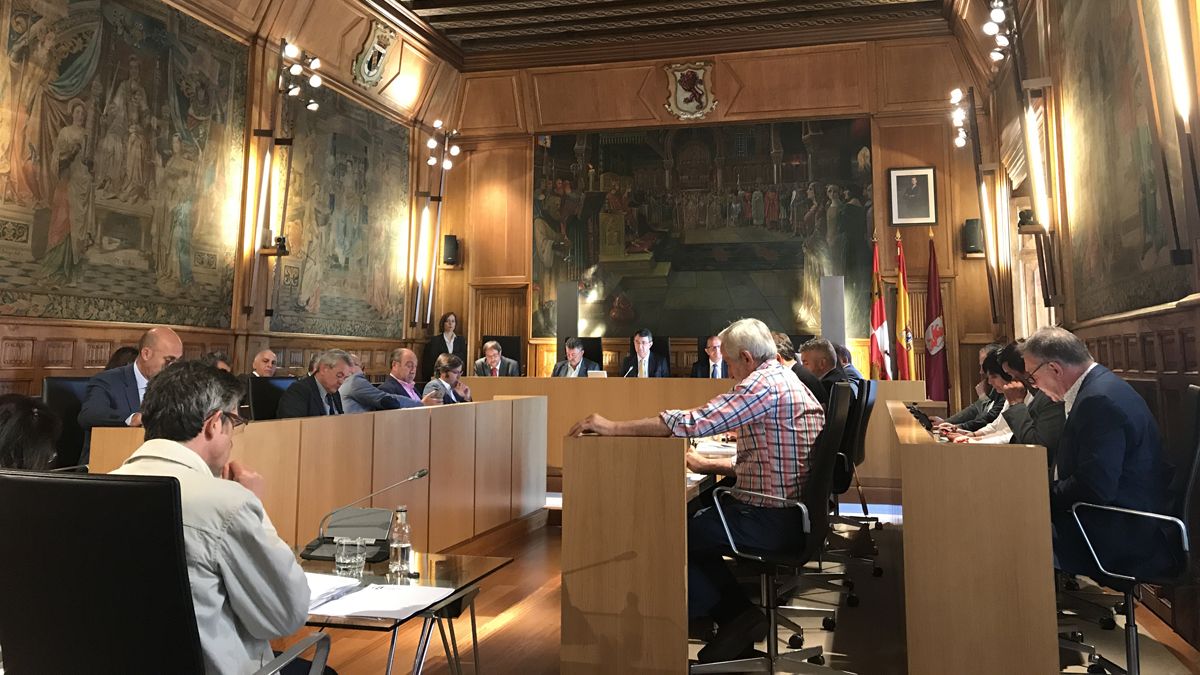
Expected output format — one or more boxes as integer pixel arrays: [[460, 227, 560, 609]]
[[532, 120, 873, 340]]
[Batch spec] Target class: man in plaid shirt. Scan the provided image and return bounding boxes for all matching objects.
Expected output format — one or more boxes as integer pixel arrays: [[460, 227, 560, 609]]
[[570, 318, 825, 662]]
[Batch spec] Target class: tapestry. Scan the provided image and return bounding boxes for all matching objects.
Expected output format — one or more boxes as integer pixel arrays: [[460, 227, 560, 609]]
[[268, 82, 409, 338], [0, 0, 246, 327], [1053, 0, 1192, 321], [531, 120, 874, 340]]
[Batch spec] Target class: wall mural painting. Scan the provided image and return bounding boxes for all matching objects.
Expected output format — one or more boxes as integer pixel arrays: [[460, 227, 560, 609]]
[[532, 120, 873, 341], [269, 84, 409, 338], [0, 0, 246, 327], [1054, 0, 1192, 321]]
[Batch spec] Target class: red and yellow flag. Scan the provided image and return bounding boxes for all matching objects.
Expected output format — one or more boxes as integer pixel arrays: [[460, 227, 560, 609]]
[[895, 236, 915, 380], [869, 240, 892, 380]]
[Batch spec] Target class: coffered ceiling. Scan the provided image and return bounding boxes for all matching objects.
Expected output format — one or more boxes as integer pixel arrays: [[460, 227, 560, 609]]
[[380, 0, 954, 71]]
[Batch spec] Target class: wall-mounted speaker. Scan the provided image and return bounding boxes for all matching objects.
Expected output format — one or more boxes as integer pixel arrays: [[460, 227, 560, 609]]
[[442, 235, 460, 266], [961, 218, 984, 258]]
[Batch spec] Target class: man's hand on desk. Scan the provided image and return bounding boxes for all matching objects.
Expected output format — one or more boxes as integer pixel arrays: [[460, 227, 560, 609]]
[[222, 460, 265, 500], [569, 413, 614, 436], [128, 412, 143, 427], [421, 391, 443, 406], [685, 449, 732, 475]]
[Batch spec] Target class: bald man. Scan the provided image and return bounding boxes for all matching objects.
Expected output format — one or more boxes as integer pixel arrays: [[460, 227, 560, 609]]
[[379, 347, 423, 401], [79, 326, 184, 463], [250, 349, 277, 378]]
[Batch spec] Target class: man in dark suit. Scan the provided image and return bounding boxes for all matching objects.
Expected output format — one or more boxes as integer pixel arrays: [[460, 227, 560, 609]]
[[621, 328, 669, 378], [276, 349, 353, 419], [339, 353, 440, 413], [1020, 327, 1169, 578], [423, 354, 472, 404], [833, 343, 864, 381], [551, 337, 602, 377], [249, 349, 278, 378], [771, 332, 826, 404], [474, 340, 520, 377], [78, 326, 184, 463], [691, 336, 730, 378], [380, 348, 423, 400], [798, 337, 859, 399], [997, 341, 1065, 465]]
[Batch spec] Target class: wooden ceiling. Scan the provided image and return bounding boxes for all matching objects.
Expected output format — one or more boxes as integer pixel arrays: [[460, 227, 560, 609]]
[[384, 0, 953, 71]]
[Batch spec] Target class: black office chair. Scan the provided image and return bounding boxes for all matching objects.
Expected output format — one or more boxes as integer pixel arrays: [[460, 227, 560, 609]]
[[41, 376, 92, 468], [249, 375, 297, 421], [691, 383, 855, 674], [0, 469, 328, 674], [481, 334, 523, 375], [828, 380, 883, 576], [1061, 384, 1200, 675]]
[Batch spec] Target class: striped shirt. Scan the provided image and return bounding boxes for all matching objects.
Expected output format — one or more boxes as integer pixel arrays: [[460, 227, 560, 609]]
[[661, 360, 825, 507]]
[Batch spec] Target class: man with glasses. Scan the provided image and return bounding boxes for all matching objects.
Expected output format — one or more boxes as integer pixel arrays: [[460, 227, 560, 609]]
[[276, 349, 354, 419], [423, 354, 472, 404], [1019, 327, 1168, 577], [691, 335, 729, 378], [111, 361, 315, 674]]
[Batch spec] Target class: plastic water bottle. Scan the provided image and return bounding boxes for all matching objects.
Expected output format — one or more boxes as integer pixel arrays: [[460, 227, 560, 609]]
[[388, 505, 412, 575]]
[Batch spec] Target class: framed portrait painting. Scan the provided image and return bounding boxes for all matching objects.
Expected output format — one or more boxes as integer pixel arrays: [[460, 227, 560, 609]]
[[889, 167, 937, 225]]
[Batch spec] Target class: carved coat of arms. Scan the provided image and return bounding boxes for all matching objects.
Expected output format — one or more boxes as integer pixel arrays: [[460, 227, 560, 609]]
[[352, 21, 397, 89], [663, 62, 717, 120]]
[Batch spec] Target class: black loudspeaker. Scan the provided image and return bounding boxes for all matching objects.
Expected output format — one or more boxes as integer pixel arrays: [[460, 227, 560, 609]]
[[443, 235, 460, 265], [961, 218, 984, 257]]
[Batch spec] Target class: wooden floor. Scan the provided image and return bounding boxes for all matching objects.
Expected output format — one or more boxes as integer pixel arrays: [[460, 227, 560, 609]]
[[278, 523, 1200, 675]]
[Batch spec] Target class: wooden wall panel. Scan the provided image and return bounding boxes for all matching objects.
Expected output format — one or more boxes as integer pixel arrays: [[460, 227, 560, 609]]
[[510, 396, 548, 519], [465, 140, 532, 285], [528, 65, 662, 131], [457, 72, 526, 136], [296, 414, 374, 545], [371, 408, 432, 553], [427, 403, 477, 552], [470, 288, 527, 366], [231, 419, 302, 548], [290, 0, 370, 79], [719, 43, 870, 119], [876, 37, 977, 114], [474, 400, 514, 535]]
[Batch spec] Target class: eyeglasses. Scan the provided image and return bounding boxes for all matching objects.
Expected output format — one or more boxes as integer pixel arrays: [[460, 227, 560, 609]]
[[217, 410, 249, 430], [1026, 360, 1052, 383]]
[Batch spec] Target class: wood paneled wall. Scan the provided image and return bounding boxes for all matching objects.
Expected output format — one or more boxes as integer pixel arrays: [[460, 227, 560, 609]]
[[436, 36, 999, 408]]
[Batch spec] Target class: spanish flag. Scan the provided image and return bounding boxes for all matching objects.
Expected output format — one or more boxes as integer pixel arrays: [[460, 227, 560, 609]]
[[895, 235, 915, 379], [869, 240, 892, 380]]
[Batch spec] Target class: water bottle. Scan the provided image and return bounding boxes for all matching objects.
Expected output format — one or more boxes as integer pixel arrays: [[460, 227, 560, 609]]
[[388, 505, 412, 575]]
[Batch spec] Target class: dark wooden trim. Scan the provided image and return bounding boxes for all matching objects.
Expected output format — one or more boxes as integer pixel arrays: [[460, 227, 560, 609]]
[[365, 0, 466, 70]]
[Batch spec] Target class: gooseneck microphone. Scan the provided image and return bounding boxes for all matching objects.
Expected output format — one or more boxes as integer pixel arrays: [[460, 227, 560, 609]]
[[623, 365, 635, 378], [316, 468, 428, 539]]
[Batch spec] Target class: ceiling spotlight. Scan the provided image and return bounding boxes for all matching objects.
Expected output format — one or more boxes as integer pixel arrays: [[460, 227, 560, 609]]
[[954, 135, 967, 148], [433, 119, 444, 129], [449, 145, 461, 156], [289, 63, 303, 76], [427, 156, 438, 166], [309, 74, 322, 88], [990, 49, 1006, 62], [426, 138, 438, 149], [442, 158, 453, 170], [982, 21, 1000, 36], [990, 0, 1005, 7], [990, 8, 1006, 22], [306, 99, 319, 112], [308, 57, 321, 70], [286, 84, 301, 97], [282, 42, 300, 59], [949, 88, 963, 104], [995, 34, 1010, 47]]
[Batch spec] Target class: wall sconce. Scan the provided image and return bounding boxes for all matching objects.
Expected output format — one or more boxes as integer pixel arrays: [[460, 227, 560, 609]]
[[949, 86, 1003, 323], [981, 0, 1014, 65], [410, 120, 460, 327], [242, 39, 324, 317]]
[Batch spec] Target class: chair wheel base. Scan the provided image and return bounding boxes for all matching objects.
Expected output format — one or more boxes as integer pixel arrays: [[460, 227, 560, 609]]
[[872, 566, 884, 578], [846, 594, 860, 607], [808, 655, 825, 666], [789, 632, 805, 648], [1113, 601, 1127, 614], [873, 522, 883, 530], [1099, 616, 1117, 631], [822, 616, 836, 631]]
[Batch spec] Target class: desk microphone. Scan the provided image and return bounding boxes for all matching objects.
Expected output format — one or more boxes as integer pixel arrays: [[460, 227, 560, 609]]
[[316, 468, 428, 540], [623, 365, 635, 378]]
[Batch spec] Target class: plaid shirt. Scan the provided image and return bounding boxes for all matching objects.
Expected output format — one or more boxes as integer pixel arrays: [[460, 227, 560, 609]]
[[661, 360, 824, 507]]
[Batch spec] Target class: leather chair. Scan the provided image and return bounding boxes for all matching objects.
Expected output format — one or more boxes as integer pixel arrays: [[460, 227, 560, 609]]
[[828, 380, 883, 577], [249, 375, 298, 421], [0, 469, 328, 674], [690, 382, 855, 674], [41, 376, 92, 468]]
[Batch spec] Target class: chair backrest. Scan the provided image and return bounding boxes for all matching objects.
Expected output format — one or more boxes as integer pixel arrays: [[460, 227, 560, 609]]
[[802, 382, 853, 560], [249, 375, 296, 421], [0, 470, 204, 673], [481, 335, 522, 373], [1173, 385, 1200, 536], [847, 379, 877, 466], [577, 337, 603, 368], [41, 376, 92, 468]]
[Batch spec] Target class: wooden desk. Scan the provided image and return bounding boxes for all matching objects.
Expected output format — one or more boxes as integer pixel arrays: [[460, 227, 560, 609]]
[[887, 399, 1057, 674], [89, 397, 548, 553]]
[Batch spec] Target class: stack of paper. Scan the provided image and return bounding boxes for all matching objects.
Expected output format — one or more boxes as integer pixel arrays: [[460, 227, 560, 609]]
[[305, 573, 361, 611], [312, 584, 455, 621], [693, 439, 736, 457]]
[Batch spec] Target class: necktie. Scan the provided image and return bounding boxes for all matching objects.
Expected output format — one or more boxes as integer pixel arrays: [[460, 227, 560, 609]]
[[325, 393, 338, 415], [491, 365, 498, 377], [712, 364, 719, 379], [638, 359, 646, 378]]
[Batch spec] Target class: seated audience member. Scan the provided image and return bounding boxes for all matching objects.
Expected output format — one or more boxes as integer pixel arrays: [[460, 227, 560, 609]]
[[621, 328, 670, 378], [423, 312, 467, 382], [474, 340, 520, 377], [833, 343, 864, 381], [1021, 327, 1169, 578], [110, 362, 315, 674], [691, 335, 730, 378], [423, 354, 472, 403], [946, 349, 1021, 443], [0, 394, 60, 470], [995, 341, 1065, 463], [380, 348, 423, 400], [798, 337, 859, 398], [104, 346, 139, 370], [339, 353, 439, 413], [276, 350, 353, 418], [551, 337, 601, 377], [569, 318, 824, 662], [772, 332, 826, 404], [931, 344, 1004, 431], [249, 349, 278, 378], [79, 326, 184, 462], [201, 350, 233, 372]]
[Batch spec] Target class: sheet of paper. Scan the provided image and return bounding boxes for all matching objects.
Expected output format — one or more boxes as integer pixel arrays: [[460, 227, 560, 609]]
[[312, 583, 455, 621], [693, 439, 736, 457], [305, 573, 361, 611]]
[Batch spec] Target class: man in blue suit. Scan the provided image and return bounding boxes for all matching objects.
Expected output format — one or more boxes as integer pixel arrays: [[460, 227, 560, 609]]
[[621, 328, 670, 378], [691, 335, 729, 378], [78, 326, 184, 463], [551, 337, 601, 377], [1021, 327, 1169, 578]]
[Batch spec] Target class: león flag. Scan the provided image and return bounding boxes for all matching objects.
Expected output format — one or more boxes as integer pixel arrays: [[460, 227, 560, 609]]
[[869, 241, 892, 380]]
